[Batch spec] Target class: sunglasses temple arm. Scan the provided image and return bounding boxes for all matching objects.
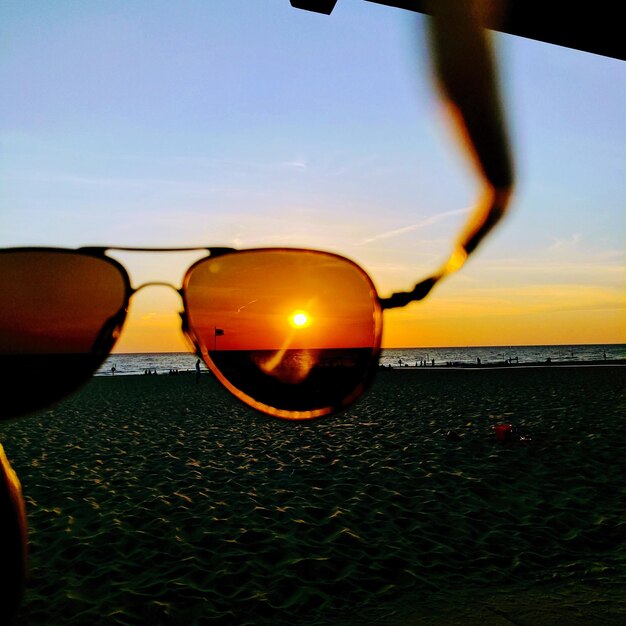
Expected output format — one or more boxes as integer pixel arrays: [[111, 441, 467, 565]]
[[380, 0, 514, 312]]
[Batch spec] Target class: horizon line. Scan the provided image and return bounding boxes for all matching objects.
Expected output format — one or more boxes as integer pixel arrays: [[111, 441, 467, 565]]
[[110, 341, 625, 355]]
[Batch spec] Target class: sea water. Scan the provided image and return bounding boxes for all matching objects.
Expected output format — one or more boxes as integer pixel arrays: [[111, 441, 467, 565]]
[[97, 344, 625, 376]]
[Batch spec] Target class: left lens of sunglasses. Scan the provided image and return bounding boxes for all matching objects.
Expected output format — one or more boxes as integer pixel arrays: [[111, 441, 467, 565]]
[[183, 249, 382, 419], [0, 251, 128, 420]]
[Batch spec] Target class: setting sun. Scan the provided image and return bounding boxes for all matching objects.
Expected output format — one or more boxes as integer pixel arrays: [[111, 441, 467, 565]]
[[289, 310, 311, 329]]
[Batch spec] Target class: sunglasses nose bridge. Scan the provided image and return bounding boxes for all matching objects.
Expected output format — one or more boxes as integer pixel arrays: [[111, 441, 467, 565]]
[[132, 281, 195, 349], [133, 281, 182, 296], [132, 280, 187, 325]]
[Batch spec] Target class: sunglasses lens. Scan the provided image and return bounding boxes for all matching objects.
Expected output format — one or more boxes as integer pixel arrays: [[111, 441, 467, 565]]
[[0, 251, 128, 419], [184, 250, 382, 419]]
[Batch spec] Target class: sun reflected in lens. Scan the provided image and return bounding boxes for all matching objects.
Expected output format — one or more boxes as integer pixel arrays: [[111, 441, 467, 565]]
[[289, 310, 311, 329]]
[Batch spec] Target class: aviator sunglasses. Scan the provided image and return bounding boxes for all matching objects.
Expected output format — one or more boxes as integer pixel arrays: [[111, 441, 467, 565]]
[[0, 4, 515, 424], [1, 246, 430, 421]]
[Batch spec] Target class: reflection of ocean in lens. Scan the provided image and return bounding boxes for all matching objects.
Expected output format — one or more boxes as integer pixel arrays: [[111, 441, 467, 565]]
[[209, 347, 378, 413]]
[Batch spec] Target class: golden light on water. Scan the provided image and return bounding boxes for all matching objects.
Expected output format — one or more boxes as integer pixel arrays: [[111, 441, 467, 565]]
[[289, 310, 311, 329]]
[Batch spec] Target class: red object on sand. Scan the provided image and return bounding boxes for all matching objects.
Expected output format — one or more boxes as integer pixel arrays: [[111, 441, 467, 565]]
[[494, 423, 513, 443]]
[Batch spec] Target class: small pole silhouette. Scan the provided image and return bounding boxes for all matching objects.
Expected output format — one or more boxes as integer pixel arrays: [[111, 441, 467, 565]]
[[214, 327, 224, 351]]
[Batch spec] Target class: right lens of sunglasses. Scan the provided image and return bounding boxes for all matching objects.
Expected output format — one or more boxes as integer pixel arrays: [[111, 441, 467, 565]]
[[0, 251, 128, 420], [183, 249, 382, 419]]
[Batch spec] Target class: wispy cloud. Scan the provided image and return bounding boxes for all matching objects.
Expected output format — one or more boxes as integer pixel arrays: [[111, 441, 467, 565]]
[[358, 207, 470, 245], [549, 233, 582, 250], [282, 159, 307, 170]]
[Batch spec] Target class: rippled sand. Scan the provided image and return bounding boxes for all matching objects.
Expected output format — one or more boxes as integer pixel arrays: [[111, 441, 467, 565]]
[[1, 366, 625, 625]]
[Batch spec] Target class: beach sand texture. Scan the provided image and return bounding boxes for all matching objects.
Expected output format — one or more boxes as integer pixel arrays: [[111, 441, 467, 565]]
[[1, 365, 625, 625]]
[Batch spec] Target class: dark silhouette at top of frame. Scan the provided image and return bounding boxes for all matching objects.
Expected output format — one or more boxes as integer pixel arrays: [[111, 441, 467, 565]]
[[291, 0, 626, 62]]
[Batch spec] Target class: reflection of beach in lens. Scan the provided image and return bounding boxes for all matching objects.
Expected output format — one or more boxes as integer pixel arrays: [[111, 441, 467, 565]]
[[0, 353, 107, 419], [208, 347, 378, 414]]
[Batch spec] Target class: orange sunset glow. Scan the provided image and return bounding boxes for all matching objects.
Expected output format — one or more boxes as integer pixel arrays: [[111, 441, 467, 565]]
[[183, 250, 381, 353], [1, 2, 623, 356]]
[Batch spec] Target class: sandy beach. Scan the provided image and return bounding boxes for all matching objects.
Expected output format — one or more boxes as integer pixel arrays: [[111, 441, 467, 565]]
[[1, 365, 625, 625]]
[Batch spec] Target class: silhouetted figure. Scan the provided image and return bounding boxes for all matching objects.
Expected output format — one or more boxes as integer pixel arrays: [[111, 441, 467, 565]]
[[195, 359, 201, 384]]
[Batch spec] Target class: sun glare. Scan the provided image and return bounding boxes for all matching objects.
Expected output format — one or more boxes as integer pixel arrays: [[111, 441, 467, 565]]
[[289, 310, 311, 329]]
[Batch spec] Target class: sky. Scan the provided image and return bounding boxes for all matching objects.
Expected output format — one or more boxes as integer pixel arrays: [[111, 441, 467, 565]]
[[1, 0, 624, 352]]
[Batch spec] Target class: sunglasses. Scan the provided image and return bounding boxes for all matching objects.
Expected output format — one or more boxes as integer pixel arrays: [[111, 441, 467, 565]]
[[1, 246, 433, 421], [0, 6, 516, 424]]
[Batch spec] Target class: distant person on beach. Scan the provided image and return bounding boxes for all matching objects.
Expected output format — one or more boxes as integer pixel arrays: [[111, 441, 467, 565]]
[[195, 359, 201, 383], [111, 364, 116, 376]]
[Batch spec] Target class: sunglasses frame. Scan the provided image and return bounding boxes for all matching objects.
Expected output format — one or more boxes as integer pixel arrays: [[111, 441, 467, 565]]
[[1, 245, 386, 420]]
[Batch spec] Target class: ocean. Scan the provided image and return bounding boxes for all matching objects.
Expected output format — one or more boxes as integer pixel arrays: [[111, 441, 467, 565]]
[[97, 343, 626, 376]]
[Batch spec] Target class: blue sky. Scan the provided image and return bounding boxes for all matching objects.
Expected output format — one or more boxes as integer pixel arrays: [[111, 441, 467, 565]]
[[1, 0, 624, 349]]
